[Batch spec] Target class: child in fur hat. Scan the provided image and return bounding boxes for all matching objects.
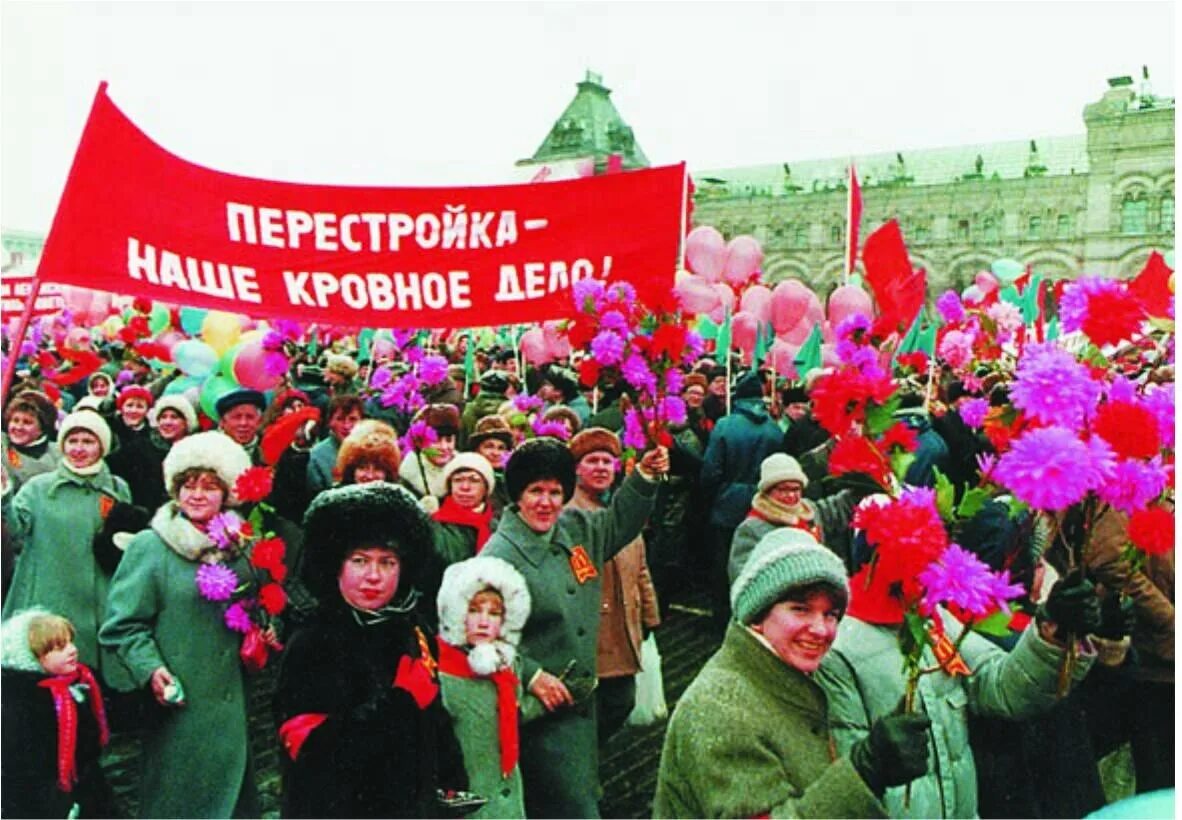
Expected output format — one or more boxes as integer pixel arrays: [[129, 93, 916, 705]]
[[436, 557, 544, 820], [1, 608, 111, 819]]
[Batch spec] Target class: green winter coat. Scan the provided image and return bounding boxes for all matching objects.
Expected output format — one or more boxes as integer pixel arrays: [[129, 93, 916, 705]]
[[98, 504, 258, 819], [482, 468, 658, 818], [653, 623, 885, 819], [439, 664, 545, 820], [2, 462, 130, 670], [815, 610, 1095, 819]]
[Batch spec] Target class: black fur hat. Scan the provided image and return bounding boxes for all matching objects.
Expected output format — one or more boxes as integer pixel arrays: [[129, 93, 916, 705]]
[[505, 437, 576, 503], [301, 481, 433, 602]]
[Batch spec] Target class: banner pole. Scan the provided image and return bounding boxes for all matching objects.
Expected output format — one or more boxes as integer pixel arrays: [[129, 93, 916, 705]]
[[678, 164, 689, 270], [844, 161, 853, 286], [1, 278, 45, 404]]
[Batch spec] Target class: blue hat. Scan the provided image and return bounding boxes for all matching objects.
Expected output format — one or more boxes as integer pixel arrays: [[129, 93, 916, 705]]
[[214, 389, 267, 418]]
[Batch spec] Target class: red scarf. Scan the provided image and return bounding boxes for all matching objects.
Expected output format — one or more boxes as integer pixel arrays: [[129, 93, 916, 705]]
[[37, 664, 109, 793], [433, 497, 494, 553], [437, 639, 519, 777]]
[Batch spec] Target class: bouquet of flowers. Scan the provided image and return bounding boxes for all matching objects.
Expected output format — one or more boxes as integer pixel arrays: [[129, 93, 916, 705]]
[[194, 466, 288, 671]]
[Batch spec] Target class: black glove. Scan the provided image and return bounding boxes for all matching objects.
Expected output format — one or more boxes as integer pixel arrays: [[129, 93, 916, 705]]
[[1093, 594, 1136, 640], [1038, 570, 1102, 639], [849, 705, 931, 795]]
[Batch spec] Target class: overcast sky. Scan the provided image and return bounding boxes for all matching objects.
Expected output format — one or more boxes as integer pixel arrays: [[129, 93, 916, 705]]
[[2, 1, 1175, 233]]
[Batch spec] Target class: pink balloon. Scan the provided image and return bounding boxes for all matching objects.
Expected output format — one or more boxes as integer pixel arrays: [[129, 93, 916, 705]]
[[542, 321, 571, 360], [233, 341, 284, 391], [769, 340, 800, 379], [157, 330, 186, 353], [827, 284, 874, 327], [804, 291, 824, 327], [779, 316, 815, 346], [770, 280, 813, 333], [731, 311, 759, 355], [708, 283, 737, 324], [821, 344, 840, 368], [974, 270, 999, 294], [520, 328, 549, 366], [739, 284, 773, 325], [685, 226, 726, 282], [675, 276, 722, 315], [61, 286, 93, 315], [723, 236, 764, 286]]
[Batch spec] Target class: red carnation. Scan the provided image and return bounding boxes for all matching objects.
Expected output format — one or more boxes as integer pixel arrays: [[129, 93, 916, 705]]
[[127, 315, 151, 338], [233, 466, 274, 504], [1128, 505, 1174, 556], [810, 367, 896, 436], [250, 537, 287, 574], [578, 358, 601, 388], [853, 493, 949, 591], [132, 296, 152, 314], [896, 352, 929, 373], [829, 435, 892, 489], [650, 324, 688, 363], [1082, 287, 1146, 348], [259, 583, 287, 615], [877, 422, 919, 454], [1093, 401, 1161, 460]]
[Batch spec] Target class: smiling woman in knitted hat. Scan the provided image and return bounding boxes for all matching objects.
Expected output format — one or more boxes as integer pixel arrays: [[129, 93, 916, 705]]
[[727, 452, 861, 586], [99, 430, 259, 818], [655, 528, 928, 819], [2, 410, 130, 681], [480, 436, 669, 818]]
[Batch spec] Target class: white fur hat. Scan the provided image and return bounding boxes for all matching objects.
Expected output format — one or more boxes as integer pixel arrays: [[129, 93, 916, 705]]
[[149, 394, 198, 433], [57, 410, 112, 456], [73, 395, 105, 413], [1, 607, 53, 672], [436, 556, 530, 675], [442, 451, 496, 496], [758, 452, 809, 493], [162, 431, 251, 503]]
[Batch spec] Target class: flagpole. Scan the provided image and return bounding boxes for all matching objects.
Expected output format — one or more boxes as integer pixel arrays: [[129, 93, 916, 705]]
[[1, 277, 45, 403], [844, 161, 854, 286], [678, 164, 690, 270]]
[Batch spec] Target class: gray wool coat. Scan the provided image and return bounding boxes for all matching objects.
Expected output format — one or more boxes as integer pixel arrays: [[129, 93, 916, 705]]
[[481, 468, 658, 819]]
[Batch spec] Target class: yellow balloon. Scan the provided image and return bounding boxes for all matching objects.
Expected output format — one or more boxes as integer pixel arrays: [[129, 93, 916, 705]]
[[1169, 273, 1175, 294], [238, 329, 266, 345], [201, 311, 244, 355], [101, 315, 125, 339]]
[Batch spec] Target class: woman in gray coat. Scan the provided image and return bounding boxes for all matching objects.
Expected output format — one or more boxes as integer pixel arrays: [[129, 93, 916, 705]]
[[99, 432, 259, 818], [481, 437, 667, 818]]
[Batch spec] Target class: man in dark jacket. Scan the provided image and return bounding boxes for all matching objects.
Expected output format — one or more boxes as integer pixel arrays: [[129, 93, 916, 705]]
[[699, 371, 784, 630]]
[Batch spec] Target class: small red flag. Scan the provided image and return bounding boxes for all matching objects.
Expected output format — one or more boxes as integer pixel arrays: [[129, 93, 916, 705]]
[[1129, 250, 1174, 318], [846, 164, 863, 276]]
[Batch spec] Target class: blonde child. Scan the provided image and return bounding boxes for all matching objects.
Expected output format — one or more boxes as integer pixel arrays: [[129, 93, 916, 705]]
[[436, 556, 544, 819], [1, 608, 110, 818]]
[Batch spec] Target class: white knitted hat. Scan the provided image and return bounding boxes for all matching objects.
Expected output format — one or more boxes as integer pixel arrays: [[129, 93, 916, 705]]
[[162, 431, 252, 503], [436, 556, 531, 675], [57, 411, 112, 456], [442, 451, 496, 496], [149, 394, 198, 433], [758, 452, 809, 493]]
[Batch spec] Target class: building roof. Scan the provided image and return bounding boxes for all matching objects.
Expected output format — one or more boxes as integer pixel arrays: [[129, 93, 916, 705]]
[[521, 70, 649, 169], [693, 133, 1090, 197]]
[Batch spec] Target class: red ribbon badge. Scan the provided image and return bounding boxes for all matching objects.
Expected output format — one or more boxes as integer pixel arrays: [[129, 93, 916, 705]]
[[569, 546, 598, 584]]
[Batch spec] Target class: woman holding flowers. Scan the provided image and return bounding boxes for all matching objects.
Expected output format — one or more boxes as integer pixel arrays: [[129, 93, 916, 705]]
[[99, 431, 267, 818]]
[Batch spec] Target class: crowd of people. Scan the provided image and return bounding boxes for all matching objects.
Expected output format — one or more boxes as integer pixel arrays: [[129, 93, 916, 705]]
[[0, 323, 1173, 819]]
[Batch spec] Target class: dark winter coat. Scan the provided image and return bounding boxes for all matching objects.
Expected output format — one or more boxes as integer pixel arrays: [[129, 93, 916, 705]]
[[895, 409, 950, 488], [107, 420, 165, 510], [274, 601, 467, 818], [699, 397, 785, 530]]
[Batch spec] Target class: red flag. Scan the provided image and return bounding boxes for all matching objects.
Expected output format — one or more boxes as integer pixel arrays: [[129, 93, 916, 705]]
[[846, 164, 862, 277], [1129, 250, 1174, 318], [861, 220, 925, 338]]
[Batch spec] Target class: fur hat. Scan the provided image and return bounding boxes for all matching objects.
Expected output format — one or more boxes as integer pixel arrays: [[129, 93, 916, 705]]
[[436, 556, 531, 674], [542, 405, 582, 436], [505, 437, 575, 503], [541, 365, 580, 400], [413, 403, 461, 437], [733, 371, 764, 400], [214, 389, 267, 419], [115, 384, 154, 411], [730, 528, 849, 625], [758, 453, 809, 493], [569, 427, 621, 462], [162, 431, 252, 501], [442, 452, 495, 495], [1, 607, 54, 672], [301, 481, 432, 602], [335, 420, 402, 483], [57, 411, 112, 456], [5, 390, 58, 438], [782, 384, 810, 405], [149, 395, 198, 433], [325, 353, 359, 379], [682, 373, 708, 392], [467, 415, 514, 450], [479, 371, 511, 394]]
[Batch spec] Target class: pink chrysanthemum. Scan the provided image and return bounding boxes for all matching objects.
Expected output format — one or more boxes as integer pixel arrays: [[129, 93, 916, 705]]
[[622, 408, 647, 450], [665, 368, 685, 395], [369, 366, 394, 391], [380, 373, 426, 413], [418, 354, 450, 385], [939, 330, 975, 369], [1009, 343, 1101, 430], [196, 563, 239, 602], [1096, 457, 1169, 515], [572, 277, 606, 312], [835, 313, 872, 342], [936, 291, 966, 324], [224, 601, 254, 633], [531, 417, 571, 441], [994, 426, 1115, 511], [590, 331, 626, 366], [621, 353, 658, 395], [987, 301, 1023, 334], [681, 331, 705, 364], [401, 420, 438, 455], [599, 310, 629, 333], [512, 394, 543, 413], [660, 395, 688, 426], [919, 544, 1024, 617], [1143, 384, 1175, 449], [958, 398, 989, 429], [206, 512, 245, 550], [605, 282, 637, 306]]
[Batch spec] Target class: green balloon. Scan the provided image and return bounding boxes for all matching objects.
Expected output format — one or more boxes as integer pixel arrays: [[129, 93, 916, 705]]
[[1165, 249, 1174, 270], [991, 258, 1024, 284], [200, 375, 239, 420], [218, 341, 246, 380], [148, 303, 170, 334]]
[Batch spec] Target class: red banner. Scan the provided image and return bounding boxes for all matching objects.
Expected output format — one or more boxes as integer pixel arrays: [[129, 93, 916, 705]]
[[35, 84, 686, 329]]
